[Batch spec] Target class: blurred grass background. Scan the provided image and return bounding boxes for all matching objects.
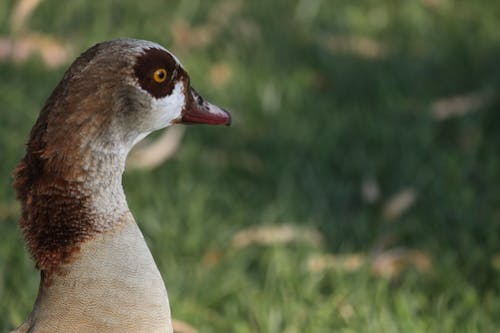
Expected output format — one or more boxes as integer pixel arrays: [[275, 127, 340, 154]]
[[1, 0, 500, 332]]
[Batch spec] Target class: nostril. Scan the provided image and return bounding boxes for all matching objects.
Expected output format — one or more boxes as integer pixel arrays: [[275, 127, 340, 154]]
[[197, 95, 203, 105]]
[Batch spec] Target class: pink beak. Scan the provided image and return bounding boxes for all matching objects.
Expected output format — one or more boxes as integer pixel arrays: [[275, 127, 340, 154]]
[[181, 87, 231, 125]]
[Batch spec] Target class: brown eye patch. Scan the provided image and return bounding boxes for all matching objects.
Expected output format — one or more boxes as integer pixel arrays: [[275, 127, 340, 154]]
[[133, 48, 185, 99]]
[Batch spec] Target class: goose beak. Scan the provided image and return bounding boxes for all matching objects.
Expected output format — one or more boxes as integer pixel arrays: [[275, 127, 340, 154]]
[[181, 87, 231, 126]]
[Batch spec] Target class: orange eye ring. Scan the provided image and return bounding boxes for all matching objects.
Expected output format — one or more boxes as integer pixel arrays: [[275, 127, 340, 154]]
[[153, 68, 167, 83]]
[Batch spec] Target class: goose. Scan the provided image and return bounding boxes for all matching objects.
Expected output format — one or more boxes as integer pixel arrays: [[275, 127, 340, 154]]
[[10, 38, 231, 333]]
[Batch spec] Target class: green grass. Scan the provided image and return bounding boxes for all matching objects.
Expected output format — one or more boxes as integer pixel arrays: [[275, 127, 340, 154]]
[[1, 0, 500, 332]]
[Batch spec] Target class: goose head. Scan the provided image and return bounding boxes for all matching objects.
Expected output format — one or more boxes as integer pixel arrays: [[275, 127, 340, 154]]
[[42, 39, 230, 155]]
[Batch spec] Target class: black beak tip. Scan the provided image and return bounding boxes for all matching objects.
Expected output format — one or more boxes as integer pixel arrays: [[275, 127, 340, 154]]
[[224, 108, 232, 126]]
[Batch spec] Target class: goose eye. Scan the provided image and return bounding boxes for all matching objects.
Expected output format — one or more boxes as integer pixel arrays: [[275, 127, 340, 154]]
[[153, 68, 167, 83]]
